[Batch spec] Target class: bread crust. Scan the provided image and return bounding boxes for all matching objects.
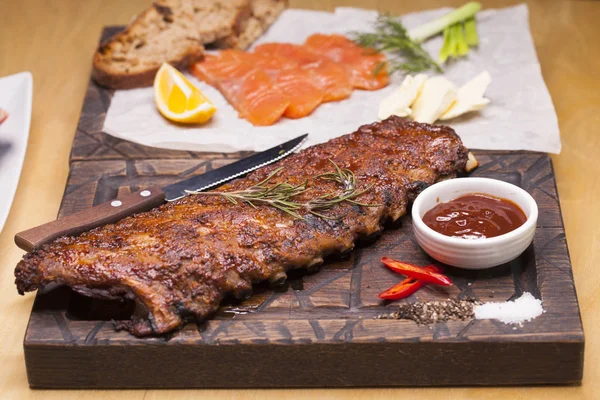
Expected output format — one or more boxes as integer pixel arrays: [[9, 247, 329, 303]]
[[92, 46, 204, 89], [92, 3, 204, 89], [92, 0, 286, 89], [214, 0, 287, 49]]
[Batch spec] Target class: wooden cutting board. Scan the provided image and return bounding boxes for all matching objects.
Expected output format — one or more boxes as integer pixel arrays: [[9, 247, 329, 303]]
[[22, 27, 584, 388]]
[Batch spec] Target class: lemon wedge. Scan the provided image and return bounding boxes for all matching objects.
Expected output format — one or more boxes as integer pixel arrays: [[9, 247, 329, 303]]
[[154, 63, 216, 124]]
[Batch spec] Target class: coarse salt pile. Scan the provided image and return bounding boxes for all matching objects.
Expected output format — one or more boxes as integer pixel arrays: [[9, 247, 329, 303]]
[[474, 292, 544, 326]]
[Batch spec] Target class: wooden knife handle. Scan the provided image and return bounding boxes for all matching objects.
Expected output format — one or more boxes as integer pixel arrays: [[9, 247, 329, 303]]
[[15, 187, 166, 252]]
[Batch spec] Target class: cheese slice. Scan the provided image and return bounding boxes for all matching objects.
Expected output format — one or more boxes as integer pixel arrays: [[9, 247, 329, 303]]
[[378, 74, 427, 120], [440, 71, 491, 120], [410, 76, 457, 124]]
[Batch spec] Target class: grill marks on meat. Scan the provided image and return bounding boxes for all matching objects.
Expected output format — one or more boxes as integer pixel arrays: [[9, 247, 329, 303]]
[[14, 117, 469, 336]]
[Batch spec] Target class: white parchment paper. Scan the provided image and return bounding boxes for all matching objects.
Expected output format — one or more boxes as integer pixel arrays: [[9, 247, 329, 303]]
[[103, 4, 561, 154]]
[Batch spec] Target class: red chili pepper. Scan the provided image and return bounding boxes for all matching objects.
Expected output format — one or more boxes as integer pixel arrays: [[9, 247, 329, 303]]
[[378, 265, 442, 300], [381, 257, 452, 286], [424, 264, 443, 274], [378, 277, 423, 300]]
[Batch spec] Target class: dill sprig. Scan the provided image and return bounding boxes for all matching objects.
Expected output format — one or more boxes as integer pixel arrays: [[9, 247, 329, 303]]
[[352, 14, 442, 75], [186, 160, 379, 220]]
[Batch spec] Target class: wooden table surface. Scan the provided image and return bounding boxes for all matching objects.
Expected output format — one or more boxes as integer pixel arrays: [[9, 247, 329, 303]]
[[0, 0, 598, 398]]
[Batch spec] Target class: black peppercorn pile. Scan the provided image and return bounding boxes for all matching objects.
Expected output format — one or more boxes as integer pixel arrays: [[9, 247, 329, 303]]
[[377, 298, 481, 324]]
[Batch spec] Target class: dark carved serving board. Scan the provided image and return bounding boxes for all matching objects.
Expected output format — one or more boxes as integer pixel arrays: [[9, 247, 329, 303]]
[[22, 27, 584, 388]]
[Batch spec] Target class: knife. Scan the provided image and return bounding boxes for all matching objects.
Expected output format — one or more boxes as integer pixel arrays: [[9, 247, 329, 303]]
[[15, 134, 308, 252]]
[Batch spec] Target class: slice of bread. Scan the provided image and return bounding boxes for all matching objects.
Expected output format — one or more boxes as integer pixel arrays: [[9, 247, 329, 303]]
[[93, 3, 204, 89], [214, 0, 287, 49], [189, 0, 252, 44], [92, 0, 255, 89]]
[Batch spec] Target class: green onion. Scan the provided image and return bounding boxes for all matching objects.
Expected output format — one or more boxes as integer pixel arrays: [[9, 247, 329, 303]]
[[464, 17, 479, 46], [455, 24, 469, 56], [408, 2, 482, 43], [409, 1, 481, 64], [430, 5, 480, 64], [438, 26, 453, 63], [448, 25, 458, 58]]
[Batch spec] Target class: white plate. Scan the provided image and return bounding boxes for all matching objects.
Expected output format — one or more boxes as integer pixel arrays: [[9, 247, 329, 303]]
[[0, 71, 33, 234]]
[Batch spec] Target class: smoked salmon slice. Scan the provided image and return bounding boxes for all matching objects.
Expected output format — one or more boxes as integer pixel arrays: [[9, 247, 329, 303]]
[[191, 51, 289, 126], [243, 53, 324, 118], [228, 70, 290, 126], [189, 35, 389, 126], [304, 34, 389, 90], [301, 62, 353, 102], [253, 43, 353, 102], [248, 53, 299, 75], [272, 69, 324, 118], [191, 50, 253, 85], [254, 43, 322, 64]]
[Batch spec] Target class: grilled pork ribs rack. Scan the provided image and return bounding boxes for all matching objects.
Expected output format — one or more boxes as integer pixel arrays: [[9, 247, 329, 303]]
[[15, 117, 473, 336]]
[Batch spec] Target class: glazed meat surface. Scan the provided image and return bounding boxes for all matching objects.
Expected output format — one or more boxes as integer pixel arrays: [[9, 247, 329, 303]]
[[15, 117, 469, 336]]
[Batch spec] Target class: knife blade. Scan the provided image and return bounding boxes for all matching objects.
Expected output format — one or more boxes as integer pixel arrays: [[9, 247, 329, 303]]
[[163, 133, 307, 201], [15, 134, 308, 252]]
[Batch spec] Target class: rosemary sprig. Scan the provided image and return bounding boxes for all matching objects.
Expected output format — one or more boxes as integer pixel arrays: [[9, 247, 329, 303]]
[[186, 160, 379, 220], [351, 14, 442, 75]]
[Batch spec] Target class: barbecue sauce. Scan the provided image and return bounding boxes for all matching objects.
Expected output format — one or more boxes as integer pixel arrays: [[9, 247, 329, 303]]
[[422, 193, 527, 239]]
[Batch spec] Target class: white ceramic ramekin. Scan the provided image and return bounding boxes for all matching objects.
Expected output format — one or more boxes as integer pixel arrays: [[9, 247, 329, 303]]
[[412, 177, 538, 270]]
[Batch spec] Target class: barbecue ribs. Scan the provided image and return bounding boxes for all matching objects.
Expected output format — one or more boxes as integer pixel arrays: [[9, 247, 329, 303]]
[[15, 117, 474, 336]]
